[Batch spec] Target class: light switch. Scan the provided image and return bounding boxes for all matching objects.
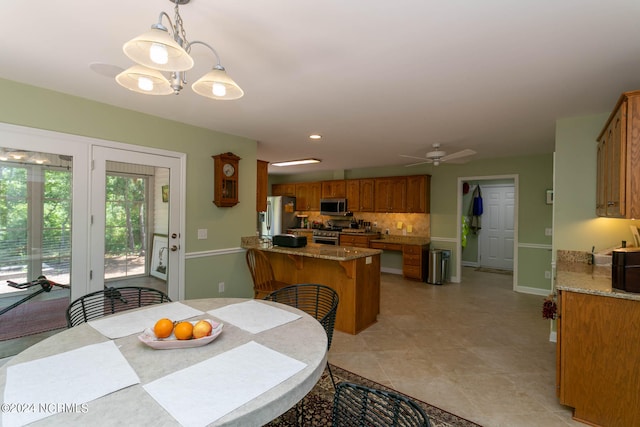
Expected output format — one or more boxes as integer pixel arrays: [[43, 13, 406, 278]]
[[406, 225, 413, 233], [197, 229, 208, 239], [545, 228, 552, 236], [396, 221, 403, 229]]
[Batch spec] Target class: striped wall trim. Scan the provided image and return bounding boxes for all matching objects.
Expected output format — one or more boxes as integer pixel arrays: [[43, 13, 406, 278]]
[[185, 247, 245, 259], [518, 243, 552, 250]]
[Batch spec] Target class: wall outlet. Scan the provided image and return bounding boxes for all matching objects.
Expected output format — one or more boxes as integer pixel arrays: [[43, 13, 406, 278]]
[[197, 228, 208, 239], [544, 227, 552, 236], [544, 271, 551, 279], [218, 282, 224, 293], [373, 222, 377, 227]]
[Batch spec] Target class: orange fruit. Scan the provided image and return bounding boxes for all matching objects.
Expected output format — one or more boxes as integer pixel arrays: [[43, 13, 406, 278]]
[[174, 321, 194, 340], [154, 318, 174, 339]]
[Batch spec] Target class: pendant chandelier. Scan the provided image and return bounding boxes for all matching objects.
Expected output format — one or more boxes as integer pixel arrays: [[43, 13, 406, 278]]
[[116, 0, 243, 100]]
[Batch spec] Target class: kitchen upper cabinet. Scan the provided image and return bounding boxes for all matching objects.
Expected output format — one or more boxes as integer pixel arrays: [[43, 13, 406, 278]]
[[406, 175, 430, 213], [596, 90, 640, 218], [359, 179, 375, 212], [256, 160, 268, 212], [322, 180, 346, 198], [374, 177, 406, 212], [272, 183, 295, 197], [295, 182, 321, 211], [346, 180, 360, 211]]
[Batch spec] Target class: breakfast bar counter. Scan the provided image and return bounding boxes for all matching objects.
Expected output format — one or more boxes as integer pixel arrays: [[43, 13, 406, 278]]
[[241, 240, 382, 334]]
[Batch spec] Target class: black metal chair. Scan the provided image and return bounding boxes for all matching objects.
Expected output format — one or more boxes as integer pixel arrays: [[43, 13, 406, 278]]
[[66, 286, 171, 327], [264, 284, 339, 388], [332, 382, 432, 427]]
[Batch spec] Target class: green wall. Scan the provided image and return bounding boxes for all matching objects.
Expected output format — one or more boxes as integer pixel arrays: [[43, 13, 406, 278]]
[[0, 78, 258, 299]]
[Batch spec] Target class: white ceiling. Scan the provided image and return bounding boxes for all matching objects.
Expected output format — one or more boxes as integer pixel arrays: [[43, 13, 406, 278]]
[[3, 1, 640, 175]]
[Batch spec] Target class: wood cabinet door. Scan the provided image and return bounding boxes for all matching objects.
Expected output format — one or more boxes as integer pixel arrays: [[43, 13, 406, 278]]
[[296, 182, 321, 211], [406, 175, 429, 213], [308, 182, 322, 210], [322, 180, 346, 198], [295, 183, 310, 210], [359, 179, 375, 212], [374, 179, 391, 212], [596, 139, 607, 216], [346, 180, 360, 211], [388, 177, 407, 212], [272, 183, 295, 196], [256, 160, 268, 212], [607, 104, 625, 217]]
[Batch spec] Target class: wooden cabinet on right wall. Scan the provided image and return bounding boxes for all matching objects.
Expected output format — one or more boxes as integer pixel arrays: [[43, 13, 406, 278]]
[[596, 90, 640, 218]]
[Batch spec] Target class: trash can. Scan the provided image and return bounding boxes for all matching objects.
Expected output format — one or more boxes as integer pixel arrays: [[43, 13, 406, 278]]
[[441, 250, 451, 283], [427, 249, 443, 285], [428, 249, 451, 285]]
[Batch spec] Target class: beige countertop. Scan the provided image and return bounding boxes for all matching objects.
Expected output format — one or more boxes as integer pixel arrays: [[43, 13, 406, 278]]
[[555, 254, 640, 302], [241, 239, 382, 261]]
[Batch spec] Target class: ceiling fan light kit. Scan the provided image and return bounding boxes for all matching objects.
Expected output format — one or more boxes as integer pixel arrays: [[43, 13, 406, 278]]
[[116, 0, 243, 100]]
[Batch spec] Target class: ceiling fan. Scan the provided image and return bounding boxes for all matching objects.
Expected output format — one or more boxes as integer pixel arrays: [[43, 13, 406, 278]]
[[400, 143, 476, 166]]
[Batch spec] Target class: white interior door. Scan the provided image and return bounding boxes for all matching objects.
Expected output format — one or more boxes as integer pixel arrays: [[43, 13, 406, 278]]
[[91, 146, 183, 301], [479, 185, 515, 270]]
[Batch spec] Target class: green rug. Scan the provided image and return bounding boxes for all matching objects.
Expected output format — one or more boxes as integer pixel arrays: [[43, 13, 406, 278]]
[[265, 364, 482, 426]]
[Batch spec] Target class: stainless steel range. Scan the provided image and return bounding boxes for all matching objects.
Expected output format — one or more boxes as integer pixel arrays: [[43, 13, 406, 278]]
[[312, 229, 341, 245]]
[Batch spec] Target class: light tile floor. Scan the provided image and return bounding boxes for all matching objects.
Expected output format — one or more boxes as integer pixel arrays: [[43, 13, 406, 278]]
[[328, 268, 585, 427]]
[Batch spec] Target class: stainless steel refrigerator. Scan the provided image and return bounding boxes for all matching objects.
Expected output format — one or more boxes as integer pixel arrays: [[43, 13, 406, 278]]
[[259, 196, 297, 237]]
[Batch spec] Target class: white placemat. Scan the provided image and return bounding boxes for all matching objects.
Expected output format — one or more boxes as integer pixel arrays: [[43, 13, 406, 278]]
[[143, 341, 306, 427], [207, 300, 301, 333], [2, 340, 140, 427], [88, 301, 203, 339]]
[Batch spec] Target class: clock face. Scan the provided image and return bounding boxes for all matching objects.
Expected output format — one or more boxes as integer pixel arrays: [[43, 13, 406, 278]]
[[223, 163, 235, 177]]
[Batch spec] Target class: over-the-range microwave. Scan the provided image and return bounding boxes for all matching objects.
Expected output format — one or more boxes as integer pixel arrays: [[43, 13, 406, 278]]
[[320, 198, 349, 216]]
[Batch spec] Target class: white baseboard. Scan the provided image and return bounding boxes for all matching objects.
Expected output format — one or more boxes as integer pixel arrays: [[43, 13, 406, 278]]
[[515, 285, 551, 296], [381, 267, 403, 275]]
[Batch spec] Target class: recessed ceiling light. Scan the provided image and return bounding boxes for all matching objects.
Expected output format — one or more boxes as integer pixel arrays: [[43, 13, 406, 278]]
[[271, 158, 321, 167], [309, 134, 322, 140]]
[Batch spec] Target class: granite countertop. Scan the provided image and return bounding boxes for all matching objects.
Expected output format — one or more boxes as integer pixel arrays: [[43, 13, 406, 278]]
[[555, 251, 640, 302], [369, 235, 430, 245], [241, 237, 382, 261]]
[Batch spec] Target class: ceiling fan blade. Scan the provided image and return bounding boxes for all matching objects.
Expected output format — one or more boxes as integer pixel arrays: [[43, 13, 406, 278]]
[[441, 149, 476, 162], [399, 154, 428, 161], [404, 160, 432, 167]]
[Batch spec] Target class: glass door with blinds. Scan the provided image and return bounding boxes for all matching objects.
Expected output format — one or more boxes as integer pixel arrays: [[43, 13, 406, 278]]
[[0, 141, 88, 349]]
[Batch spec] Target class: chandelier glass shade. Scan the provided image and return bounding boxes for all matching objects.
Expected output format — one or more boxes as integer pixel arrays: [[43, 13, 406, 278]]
[[116, 65, 173, 95], [116, 0, 243, 100]]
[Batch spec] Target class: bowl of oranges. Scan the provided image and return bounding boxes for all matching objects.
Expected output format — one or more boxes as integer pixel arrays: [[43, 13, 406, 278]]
[[138, 318, 224, 349]]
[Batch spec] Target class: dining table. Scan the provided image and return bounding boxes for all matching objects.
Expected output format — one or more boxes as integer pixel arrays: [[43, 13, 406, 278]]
[[0, 298, 328, 427]]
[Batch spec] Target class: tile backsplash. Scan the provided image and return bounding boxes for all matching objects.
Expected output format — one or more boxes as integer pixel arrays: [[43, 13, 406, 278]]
[[298, 212, 430, 237]]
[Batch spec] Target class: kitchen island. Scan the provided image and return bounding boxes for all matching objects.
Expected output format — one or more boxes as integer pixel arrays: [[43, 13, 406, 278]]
[[555, 251, 640, 427], [241, 239, 382, 334]]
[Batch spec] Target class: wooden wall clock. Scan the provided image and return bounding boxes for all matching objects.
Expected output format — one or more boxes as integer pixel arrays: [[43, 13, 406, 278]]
[[213, 152, 241, 207]]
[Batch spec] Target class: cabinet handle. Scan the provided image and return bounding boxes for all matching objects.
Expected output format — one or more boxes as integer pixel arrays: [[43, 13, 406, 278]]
[[607, 201, 615, 206]]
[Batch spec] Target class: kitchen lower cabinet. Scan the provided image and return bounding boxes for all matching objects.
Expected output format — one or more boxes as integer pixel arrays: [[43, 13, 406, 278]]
[[369, 241, 428, 281], [557, 290, 640, 427], [339, 233, 379, 248], [402, 244, 428, 281]]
